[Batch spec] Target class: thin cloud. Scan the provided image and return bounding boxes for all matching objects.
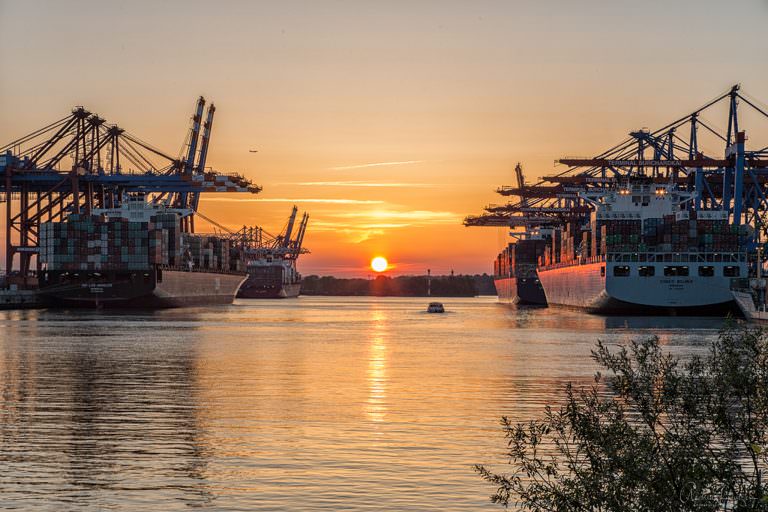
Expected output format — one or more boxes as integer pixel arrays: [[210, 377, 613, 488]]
[[201, 198, 385, 205], [324, 227, 386, 243], [330, 209, 461, 222], [312, 221, 411, 230], [310, 221, 399, 243], [289, 181, 431, 188], [328, 160, 424, 171]]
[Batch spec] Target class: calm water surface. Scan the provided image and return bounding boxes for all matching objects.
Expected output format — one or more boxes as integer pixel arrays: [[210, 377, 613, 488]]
[[0, 297, 729, 510]]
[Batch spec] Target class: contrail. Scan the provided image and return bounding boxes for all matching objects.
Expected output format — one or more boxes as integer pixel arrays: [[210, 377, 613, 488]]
[[328, 160, 424, 171], [201, 197, 385, 204], [291, 181, 430, 187], [331, 209, 459, 220]]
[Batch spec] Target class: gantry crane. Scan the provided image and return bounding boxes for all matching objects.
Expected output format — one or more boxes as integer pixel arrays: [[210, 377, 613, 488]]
[[465, 85, 768, 250], [0, 97, 262, 280]]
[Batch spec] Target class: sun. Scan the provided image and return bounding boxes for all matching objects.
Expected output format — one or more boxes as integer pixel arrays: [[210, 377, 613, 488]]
[[371, 256, 388, 273]]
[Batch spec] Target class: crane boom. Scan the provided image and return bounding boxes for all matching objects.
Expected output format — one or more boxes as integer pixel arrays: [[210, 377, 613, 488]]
[[514, 162, 528, 207], [283, 205, 298, 245], [184, 96, 205, 175], [293, 213, 309, 257], [195, 103, 215, 174]]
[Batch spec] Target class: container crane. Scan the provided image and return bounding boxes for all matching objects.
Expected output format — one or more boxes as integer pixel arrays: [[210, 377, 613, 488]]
[[466, 85, 768, 249], [514, 162, 528, 208], [0, 97, 262, 283]]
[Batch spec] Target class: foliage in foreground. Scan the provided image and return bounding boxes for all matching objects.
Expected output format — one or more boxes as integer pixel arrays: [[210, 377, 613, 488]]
[[476, 325, 768, 511]]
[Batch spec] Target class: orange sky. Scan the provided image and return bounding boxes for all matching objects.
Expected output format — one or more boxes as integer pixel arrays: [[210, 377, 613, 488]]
[[2, 1, 767, 276]]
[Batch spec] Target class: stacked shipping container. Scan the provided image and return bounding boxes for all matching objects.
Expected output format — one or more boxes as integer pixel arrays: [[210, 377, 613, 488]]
[[149, 213, 182, 266], [181, 234, 231, 271], [538, 212, 750, 269], [40, 214, 151, 271], [40, 213, 232, 272], [494, 240, 546, 278]]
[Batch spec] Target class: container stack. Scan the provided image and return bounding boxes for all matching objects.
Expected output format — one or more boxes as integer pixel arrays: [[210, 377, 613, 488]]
[[515, 240, 545, 277], [494, 240, 545, 277], [211, 237, 230, 270], [148, 230, 165, 266], [181, 234, 232, 271], [149, 213, 182, 266], [40, 214, 151, 271], [229, 247, 245, 272], [590, 229, 600, 258], [581, 230, 592, 258], [590, 213, 604, 258], [494, 244, 513, 277], [560, 224, 580, 263], [586, 213, 751, 254], [541, 229, 564, 267], [603, 220, 641, 253], [41, 211, 237, 273]]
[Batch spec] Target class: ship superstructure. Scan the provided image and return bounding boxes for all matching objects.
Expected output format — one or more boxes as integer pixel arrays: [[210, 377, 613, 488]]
[[467, 85, 768, 315]]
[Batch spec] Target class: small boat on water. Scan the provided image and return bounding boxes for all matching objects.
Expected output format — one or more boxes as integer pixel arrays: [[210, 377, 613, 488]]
[[427, 302, 445, 313]]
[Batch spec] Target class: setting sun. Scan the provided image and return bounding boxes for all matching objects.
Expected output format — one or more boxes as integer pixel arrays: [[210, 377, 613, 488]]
[[371, 256, 388, 273]]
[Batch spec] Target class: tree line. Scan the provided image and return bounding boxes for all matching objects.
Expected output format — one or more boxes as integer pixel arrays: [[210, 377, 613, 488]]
[[300, 274, 496, 296]]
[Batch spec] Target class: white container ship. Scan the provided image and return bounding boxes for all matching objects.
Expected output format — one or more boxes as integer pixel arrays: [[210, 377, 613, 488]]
[[536, 179, 748, 314]]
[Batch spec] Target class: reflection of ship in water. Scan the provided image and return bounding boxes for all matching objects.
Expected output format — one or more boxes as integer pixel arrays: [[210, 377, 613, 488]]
[[235, 206, 309, 299], [0, 312, 214, 508], [500, 304, 729, 332], [601, 315, 728, 331]]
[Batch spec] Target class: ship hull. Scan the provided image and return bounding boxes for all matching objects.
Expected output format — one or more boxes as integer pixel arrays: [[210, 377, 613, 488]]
[[0, 290, 47, 310], [539, 260, 739, 315], [237, 281, 301, 299], [39, 269, 246, 308], [494, 276, 547, 306]]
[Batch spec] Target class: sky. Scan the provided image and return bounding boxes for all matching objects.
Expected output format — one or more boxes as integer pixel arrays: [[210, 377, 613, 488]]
[[1, 0, 768, 276]]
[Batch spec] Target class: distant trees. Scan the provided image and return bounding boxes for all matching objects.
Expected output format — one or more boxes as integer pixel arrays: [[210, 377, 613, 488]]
[[300, 274, 495, 297], [476, 325, 768, 511]]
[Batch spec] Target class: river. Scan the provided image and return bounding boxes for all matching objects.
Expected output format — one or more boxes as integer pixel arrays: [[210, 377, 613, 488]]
[[0, 297, 728, 510]]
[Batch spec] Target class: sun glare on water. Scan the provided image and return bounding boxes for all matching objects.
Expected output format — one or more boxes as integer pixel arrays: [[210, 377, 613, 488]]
[[371, 256, 388, 273]]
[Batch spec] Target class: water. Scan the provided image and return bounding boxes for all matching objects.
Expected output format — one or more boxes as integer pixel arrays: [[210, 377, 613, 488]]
[[0, 297, 730, 511]]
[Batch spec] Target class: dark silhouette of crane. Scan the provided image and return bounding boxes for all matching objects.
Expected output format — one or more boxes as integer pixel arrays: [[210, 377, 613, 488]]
[[514, 162, 528, 208]]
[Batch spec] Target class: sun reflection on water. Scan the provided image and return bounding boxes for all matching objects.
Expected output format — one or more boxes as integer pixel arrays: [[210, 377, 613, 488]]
[[366, 308, 388, 423]]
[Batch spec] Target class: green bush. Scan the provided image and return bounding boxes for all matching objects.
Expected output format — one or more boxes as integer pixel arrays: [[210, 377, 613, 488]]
[[477, 324, 768, 511]]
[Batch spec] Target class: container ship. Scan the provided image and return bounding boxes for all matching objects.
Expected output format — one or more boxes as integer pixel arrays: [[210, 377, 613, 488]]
[[493, 238, 547, 305], [237, 258, 302, 298], [534, 179, 748, 314], [464, 86, 768, 316], [38, 196, 246, 308], [236, 206, 309, 299]]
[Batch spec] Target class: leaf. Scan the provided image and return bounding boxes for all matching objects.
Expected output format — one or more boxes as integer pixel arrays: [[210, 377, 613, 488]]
[[751, 443, 763, 455]]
